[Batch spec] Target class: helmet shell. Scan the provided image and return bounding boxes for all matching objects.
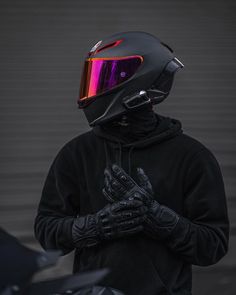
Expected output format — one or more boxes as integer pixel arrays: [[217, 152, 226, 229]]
[[78, 31, 175, 126]]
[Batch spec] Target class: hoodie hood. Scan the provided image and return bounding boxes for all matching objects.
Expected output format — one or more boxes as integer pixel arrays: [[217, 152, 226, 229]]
[[92, 112, 183, 174], [93, 113, 183, 148]]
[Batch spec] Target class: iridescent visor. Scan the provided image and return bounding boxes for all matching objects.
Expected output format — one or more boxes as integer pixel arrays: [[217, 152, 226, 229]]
[[79, 55, 143, 101]]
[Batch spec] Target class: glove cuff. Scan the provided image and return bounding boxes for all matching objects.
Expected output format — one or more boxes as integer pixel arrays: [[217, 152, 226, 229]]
[[148, 202, 180, 240], [72, 215, 100, 249]]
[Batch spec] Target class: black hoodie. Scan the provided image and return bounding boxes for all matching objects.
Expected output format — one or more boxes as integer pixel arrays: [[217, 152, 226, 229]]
[[34, 113, 229, 295]]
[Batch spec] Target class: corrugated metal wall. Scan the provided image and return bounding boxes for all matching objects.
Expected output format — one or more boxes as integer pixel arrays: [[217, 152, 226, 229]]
[[0, 0, 236, 293]]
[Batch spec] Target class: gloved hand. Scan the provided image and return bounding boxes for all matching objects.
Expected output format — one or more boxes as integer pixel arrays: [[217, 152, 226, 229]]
[[103, 164, 180, 241], [72, 199, 147, 250], [103, 164, 154, 205]]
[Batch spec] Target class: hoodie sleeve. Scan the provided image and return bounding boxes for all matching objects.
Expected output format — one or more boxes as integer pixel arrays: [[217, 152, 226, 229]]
[[164, 147, 230, 266], [34, 144, 80, 255]]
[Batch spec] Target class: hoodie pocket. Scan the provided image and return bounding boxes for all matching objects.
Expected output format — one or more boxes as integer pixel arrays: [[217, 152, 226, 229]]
[[141, 250, 171, 294]]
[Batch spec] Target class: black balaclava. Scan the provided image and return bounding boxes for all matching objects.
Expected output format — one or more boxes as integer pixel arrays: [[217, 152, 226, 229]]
[[100, 104, 159, 143]]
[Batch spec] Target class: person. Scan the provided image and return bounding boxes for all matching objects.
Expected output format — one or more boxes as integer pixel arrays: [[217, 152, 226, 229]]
[[34, 31, 229, 295]]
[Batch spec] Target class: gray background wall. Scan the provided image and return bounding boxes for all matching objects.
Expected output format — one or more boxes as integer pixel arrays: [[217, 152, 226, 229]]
[[0, 0, 235, 293]]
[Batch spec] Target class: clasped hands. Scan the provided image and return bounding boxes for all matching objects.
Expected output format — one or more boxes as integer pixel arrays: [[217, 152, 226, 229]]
[[103, 163, 180, 241], [72, 163, 179, 250]]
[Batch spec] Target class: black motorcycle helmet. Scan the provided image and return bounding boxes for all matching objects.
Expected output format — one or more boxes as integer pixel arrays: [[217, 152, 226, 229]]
[[77, 31, 184, 126]]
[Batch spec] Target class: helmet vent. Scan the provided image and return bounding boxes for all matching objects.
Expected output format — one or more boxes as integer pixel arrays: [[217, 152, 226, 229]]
[[96, 39, 123, 53]]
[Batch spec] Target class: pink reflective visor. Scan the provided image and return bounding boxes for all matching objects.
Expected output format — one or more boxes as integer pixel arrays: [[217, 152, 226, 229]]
[[79, 55, 143, 103]]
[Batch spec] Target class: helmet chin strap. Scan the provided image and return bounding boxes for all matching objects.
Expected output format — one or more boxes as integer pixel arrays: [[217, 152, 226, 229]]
[[111, 101, 157, 130], [115, 114, 129, 126]]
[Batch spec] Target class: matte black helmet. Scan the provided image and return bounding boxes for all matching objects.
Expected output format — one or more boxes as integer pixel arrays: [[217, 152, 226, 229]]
[[77, 31, 184, 126]]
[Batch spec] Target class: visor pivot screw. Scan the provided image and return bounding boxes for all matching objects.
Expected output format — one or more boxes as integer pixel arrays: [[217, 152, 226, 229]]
[[139, 90, 146, 96]]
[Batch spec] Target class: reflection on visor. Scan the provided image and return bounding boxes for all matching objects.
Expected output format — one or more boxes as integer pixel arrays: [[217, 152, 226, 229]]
[[79, 55, 143, 101]]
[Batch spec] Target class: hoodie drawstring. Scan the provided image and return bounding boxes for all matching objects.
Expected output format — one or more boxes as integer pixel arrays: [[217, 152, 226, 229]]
[[103, 140, 109, 169], [118, 141, 122, 167], [128, 146, 135, 175], [103, 139, 134, 175], [103, 139, 123, 168]]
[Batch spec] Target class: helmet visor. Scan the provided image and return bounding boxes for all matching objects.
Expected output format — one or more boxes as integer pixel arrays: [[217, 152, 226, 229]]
[[79, 55, 143, 104]]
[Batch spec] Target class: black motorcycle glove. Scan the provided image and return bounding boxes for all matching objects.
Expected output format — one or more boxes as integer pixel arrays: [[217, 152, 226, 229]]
[[72, 199, 147, 250], [103, 164, 180, 241]]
